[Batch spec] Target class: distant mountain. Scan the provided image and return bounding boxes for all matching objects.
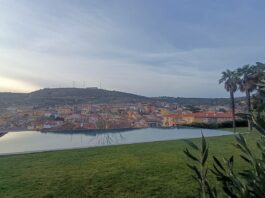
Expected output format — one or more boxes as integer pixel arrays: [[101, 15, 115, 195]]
[[0, 93, 27, 107], [0, 87, 242, 108], [0, 88, 150, 107], [152, 96, 243, 106]]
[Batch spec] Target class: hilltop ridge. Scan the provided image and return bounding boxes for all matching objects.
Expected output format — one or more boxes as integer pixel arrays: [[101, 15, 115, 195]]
[[0, 87, 242, 107]]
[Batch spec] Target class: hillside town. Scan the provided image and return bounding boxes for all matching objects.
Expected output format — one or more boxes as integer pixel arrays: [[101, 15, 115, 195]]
[[0, 101, 246, 132]]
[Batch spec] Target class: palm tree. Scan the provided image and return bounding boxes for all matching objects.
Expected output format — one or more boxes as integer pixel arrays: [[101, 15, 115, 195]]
[[219, 69, 240, 132], [237, 65, 257, 131], [254, 62, 265, 82]]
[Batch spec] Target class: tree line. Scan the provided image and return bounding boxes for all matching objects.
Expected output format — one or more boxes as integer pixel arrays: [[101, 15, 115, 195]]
[[184, 63, 265, 197], [219, 62, 265, 131]]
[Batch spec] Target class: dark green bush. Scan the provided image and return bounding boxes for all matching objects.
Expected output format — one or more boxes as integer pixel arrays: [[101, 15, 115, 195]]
[[184, 80, 265, 198], [182, 120, 248, 129]]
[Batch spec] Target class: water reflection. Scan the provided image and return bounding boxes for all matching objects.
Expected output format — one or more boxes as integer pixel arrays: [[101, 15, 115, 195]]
[[42, 129, 134, 145], [96, 132, 124, 145], [0, 128, 232, 155]]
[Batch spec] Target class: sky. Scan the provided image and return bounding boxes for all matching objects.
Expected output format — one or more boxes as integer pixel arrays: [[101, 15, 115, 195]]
[[0, 0, 265, 97]]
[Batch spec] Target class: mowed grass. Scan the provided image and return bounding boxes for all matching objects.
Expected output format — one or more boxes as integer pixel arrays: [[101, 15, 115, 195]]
[[0, 128, 261, 198]]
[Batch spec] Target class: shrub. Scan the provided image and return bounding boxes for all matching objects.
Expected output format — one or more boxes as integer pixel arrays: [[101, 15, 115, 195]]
[[184, 81, 265, 197]]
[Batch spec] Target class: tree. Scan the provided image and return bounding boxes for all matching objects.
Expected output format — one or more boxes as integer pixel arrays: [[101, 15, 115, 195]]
[[219, 69, 240, 132], [237, 63, 265, 131], [252, 79, 265, 133], [185, 80, 265, 198], [237, 65, 257, 131], [255, 62, 265, 74], [185, 105, 201, 113], [253, 62, 265, 88]]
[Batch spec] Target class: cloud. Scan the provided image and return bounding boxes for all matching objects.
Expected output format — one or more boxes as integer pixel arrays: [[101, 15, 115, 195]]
[[0, 76, 39, 93], [0, 0, 264, 97], [0, 46, 254, 97]]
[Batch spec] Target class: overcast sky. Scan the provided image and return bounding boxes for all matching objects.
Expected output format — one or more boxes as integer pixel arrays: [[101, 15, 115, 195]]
[[0, 0, 265, 97]]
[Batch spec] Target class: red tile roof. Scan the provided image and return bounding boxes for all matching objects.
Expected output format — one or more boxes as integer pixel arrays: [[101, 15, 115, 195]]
[[165, 112, 233, 119]]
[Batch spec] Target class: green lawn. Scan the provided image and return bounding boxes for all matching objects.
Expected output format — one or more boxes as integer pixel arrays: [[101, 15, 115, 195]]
[[0, 128, 260, 198]]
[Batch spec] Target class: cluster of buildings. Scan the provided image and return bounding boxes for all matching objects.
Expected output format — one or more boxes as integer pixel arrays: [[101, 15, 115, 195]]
[[162, 112, 233, 127], [0, 101, 244, 132]]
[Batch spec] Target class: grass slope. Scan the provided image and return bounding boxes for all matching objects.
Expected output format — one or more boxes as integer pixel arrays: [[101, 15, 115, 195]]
[[0, 128, 260, 198]]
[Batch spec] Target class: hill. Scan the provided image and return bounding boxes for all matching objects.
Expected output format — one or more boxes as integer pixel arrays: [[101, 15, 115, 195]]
[[29, 88, 150, 105], [153, 96, 243, 106], [0, 87, 241, 107], [0, 88, 150, 107]]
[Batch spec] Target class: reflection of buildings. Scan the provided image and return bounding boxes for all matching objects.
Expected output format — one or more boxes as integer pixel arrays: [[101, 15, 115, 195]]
[[44, 130, 127, 146], [96, 132, 125, 145]]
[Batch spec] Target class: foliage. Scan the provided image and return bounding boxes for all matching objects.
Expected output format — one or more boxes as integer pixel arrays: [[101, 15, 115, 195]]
[[183, 120, 248, 129], [252, 80, 265, 134], [218, 120, 247, 128], [185, 76, 265, 197], [185, 105, 201, 113], [236, 63, 265, 130], [219, 69, 240, 93], [184, 134, 217, 198], [185, 129, 265, 197], [237, 64, 260, 93], [183, 122, 219, 129], [219, 69, 241, 131], [212, 134, 265, 197]]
